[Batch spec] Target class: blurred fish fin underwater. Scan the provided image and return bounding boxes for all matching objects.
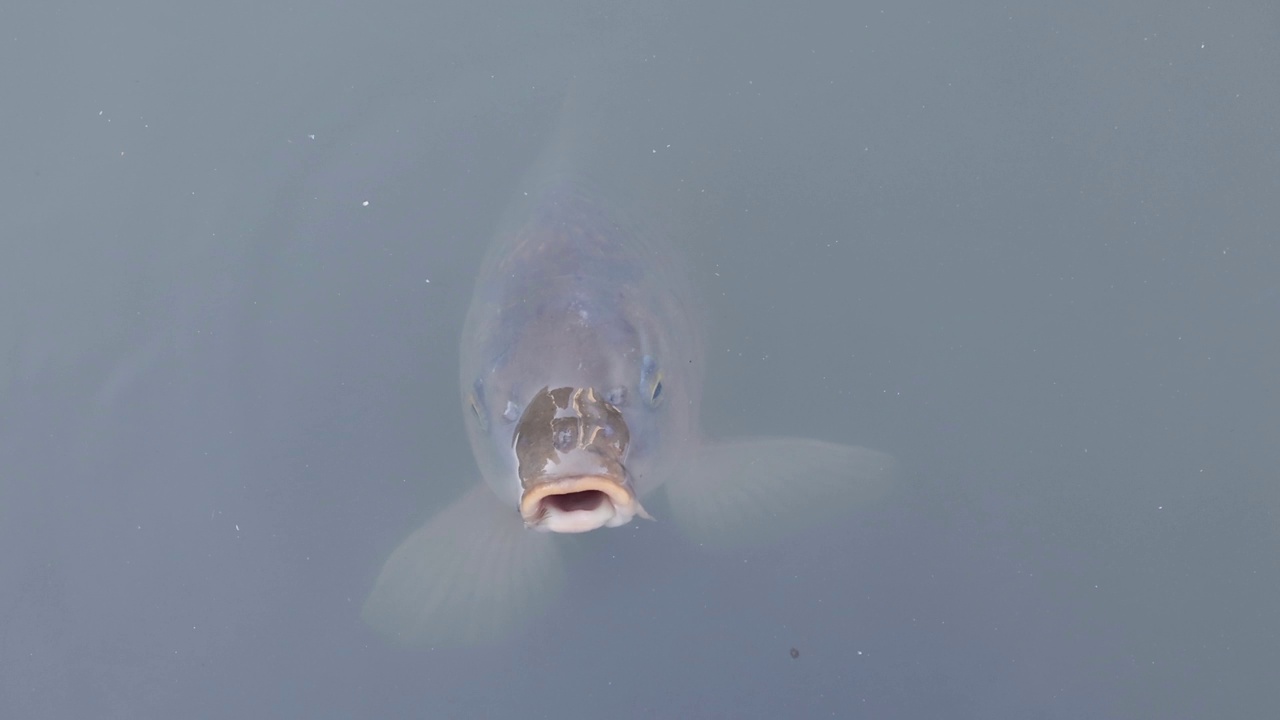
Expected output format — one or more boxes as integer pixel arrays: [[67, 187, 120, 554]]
[[663, 438, 898, 549], [361, 484, 564, 647]]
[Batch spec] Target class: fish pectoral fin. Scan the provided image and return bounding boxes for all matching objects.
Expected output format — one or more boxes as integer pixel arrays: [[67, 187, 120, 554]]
[[665, 437, 898, 549], [361, 483, 563, 647]]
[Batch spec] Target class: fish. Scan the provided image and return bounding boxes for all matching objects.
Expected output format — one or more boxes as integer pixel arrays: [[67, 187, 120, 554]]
[[361, 98, 897, 646]]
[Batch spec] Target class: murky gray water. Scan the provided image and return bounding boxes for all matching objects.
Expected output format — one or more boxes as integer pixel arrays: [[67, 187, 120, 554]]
[[3, 2, 1276, 717]]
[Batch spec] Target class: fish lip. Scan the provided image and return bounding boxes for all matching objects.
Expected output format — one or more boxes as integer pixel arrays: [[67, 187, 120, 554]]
[[519, 474, 653, 533]]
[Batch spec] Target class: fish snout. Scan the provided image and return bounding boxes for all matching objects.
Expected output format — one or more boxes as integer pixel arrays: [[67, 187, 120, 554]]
[[512, 386, 652, 532]]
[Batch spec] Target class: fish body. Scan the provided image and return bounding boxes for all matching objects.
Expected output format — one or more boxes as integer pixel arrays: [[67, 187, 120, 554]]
[[460, 178, 699, 533], [362, 111, 896, 646]]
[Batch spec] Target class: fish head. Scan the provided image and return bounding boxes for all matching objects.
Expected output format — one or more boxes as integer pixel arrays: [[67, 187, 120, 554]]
[[462, 248, 679, 533], [464, 292, 673, 532]]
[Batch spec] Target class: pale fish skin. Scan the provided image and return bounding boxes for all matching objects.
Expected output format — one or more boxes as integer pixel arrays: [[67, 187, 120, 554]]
[[362, 133, 896, 647]]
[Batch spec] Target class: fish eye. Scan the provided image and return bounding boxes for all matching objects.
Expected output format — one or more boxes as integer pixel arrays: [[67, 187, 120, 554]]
[[469, 379, 489, 433], [468, 394, 488, 433], [640, 355, 663, 408]]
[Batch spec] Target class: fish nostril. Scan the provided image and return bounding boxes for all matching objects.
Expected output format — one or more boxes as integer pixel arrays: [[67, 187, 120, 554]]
[[552, 420, 578, 452], [502, 400, 520, 422]]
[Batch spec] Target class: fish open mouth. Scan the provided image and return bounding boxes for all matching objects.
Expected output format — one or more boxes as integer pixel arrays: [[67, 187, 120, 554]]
[[512, 385, 653, 533], [519, 474, 652, 533]]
